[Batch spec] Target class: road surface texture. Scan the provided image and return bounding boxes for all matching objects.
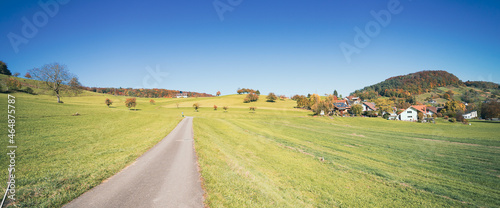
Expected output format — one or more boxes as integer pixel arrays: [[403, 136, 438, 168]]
[[64, 117, 204, 208]]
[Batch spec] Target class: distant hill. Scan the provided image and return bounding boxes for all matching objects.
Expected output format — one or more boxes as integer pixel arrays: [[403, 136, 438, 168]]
[[83, 87, 214, 98], [464, 81, 500, 90], [352, 70, 464, 99]]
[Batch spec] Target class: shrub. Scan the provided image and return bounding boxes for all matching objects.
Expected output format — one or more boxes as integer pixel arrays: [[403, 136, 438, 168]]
[[249, 106, 256, 111], [193, 103, 200, 111], [383, 113, 389, 119], [436, 112, 443, 117], [23, 87, 34, 94], [266, 93, 278, 102], [150, 99, 155, 105], [214, 105, 218, 110], [125, 98, 136, 110], [105, 98, 113, 107], [223, 106, 228, 111], [449, 118, 456, 123], [244, 93, 259, 103], [444, 116, 449, 120]]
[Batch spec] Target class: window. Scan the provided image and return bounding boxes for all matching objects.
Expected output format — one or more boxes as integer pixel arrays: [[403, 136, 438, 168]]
[[408, 116, 412, 118], [407, 111, 412, 114]]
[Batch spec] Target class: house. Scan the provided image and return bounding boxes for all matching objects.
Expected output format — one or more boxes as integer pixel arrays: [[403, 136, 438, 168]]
[[346, 96, 361, 105], [462, 111, 478, 119], [333, 102, 350, 114], [428, 100, 437, 104], [398, 106, 420, 121], [362, 102, 377, 112], [426, 106, 438, 116], [176, 92, 188, 98]]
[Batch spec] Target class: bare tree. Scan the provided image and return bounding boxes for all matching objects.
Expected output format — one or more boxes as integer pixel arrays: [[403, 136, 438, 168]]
[[29, 63, 75, 103]]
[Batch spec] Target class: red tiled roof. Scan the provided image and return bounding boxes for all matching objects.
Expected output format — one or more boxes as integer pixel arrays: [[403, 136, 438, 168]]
[[411, 105, 427, 113], [426, 106, 438, 114], [363, 102, 377, 111]]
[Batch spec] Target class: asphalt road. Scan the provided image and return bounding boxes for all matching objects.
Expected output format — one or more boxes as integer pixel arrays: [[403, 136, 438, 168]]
[[64, 117, 204, 208]]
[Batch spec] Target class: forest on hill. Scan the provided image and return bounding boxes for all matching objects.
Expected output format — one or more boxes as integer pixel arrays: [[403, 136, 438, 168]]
[[83, 87, 214, 98], [351, 71, 464, 100]]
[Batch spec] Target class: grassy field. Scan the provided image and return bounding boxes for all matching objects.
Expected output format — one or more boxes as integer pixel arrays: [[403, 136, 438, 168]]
[[0, 92, 186, 207], [187, 105, 500, 207], [0, 91, 499, 207]]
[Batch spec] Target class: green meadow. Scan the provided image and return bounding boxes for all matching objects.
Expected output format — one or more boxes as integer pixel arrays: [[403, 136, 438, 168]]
[[0, 93, 499, 207]]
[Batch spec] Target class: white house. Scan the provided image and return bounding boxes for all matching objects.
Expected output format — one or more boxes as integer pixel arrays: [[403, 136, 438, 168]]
[[362, 102, 377, 112], [462, 111, 478, 119], [398, 106, 419, 121], [176, 93, 188, 98]]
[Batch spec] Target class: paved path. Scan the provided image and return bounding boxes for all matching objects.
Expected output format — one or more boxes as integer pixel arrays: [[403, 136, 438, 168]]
[[64, 117, 204, 208]]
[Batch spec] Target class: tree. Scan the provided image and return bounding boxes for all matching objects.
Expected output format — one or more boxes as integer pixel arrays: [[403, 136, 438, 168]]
[[351, 104, 363, 116], [244, 92, 259, 103], [266, 92, 278, 102], [214, 105, 218, 110], [417, 111, 424, 122], [13, 72, 20, 77], [255, 90, 261, 95], [481, 101, 500, 119], [150, 99, 156, 105], [29, 63, 76, 103], [125, 98, 137, 110], [193, 103, 200, 111], [68, 77, 82, 95], [0, 61, 11, 75], [5, 77, 21, 91], [249, 106, 256, 111], [216, 91, 221, 96], [105, 98, 113, 107], [333, 90, 338, 97], [223, 106, 228, 112], [24, 72, 32, 79]]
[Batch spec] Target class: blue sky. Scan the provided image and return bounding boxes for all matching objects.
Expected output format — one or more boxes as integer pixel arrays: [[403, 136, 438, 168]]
[[1, 0, 499, 96]]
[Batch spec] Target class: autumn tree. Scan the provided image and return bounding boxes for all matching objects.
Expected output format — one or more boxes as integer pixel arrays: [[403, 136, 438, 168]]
[[193, 103, 200, 111], [444, 100, 466, 115], [125, 98, 137, 110], [29, 63, 77, 103], [481, 101, 500, 119], [249, 106, 256, 111], [13, 72, 20, 77], [214, 105, 218, 110], [68, 77, 82, 95], [150, 99, 156, 105], [417, 111, 424, 122], [351, 104, 363, 116], [244, 92, 259, 103], [266, 92, 278, 102], [255, 90, 261, 95], [105, 98, 113, 107], [0, 61, 11, 75], [5, 77, 21, 91], [223, 106, 228, 112], [24, 72, 32, 79], [216, 91, 221, 96]]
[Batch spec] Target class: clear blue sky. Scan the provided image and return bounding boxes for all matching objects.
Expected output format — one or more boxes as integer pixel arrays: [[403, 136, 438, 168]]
[[1, 0, 499, 96]]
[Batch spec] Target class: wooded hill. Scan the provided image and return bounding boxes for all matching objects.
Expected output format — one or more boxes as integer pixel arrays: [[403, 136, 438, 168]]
[[352, 71, 466, 100]]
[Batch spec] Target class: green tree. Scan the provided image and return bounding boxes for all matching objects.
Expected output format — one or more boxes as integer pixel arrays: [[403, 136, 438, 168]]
[[255, 90, 261, 95], [351, 104, 363, 116], [0, 61, 11, 75], [266, 92, 278, 102], [333, 90, 338, 97]]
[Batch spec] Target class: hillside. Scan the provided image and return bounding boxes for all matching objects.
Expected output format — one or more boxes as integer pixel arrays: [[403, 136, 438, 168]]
[[352, 71, 463, 99]]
